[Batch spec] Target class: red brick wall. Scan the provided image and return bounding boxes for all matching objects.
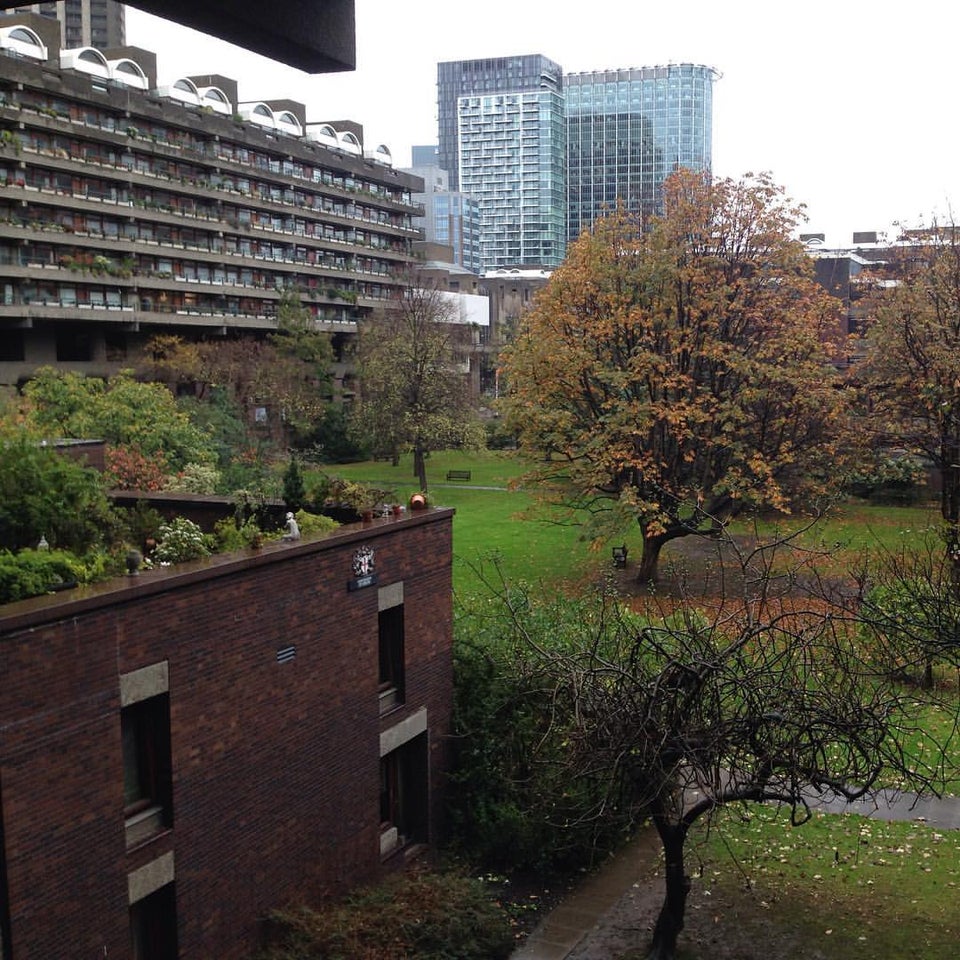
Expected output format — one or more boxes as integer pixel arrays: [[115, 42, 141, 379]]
[[0, 510, 454, 960]]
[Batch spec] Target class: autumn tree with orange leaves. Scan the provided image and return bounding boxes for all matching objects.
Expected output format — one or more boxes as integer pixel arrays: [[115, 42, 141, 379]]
[[500, 170, 850, 582]]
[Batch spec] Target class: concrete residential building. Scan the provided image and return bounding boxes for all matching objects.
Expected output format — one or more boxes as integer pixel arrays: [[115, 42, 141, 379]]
[[566, 63, 718, 241], [437, 55, 566, 271], [0, 12, 424, 390], [10, 0, 124, 49]]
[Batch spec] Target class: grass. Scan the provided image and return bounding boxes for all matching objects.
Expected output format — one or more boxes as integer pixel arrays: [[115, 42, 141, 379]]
[[678, 804, 960, 959], [309, 451, 607, 596], [317, 452, 948, 591]]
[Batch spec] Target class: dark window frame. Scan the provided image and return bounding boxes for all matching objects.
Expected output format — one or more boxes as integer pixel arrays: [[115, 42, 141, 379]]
[[378, 604, 405, 713], [122, 694, 173, 843], [129, 882, 178, 960]]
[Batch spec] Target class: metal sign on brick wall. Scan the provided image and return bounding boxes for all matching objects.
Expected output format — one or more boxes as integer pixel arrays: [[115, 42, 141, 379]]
[[347, 545, 378, 591]]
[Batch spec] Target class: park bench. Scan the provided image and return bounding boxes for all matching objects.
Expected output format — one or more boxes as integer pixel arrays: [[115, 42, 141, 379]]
[[446, 469, 472, 482], [611, 544, 628, 568]]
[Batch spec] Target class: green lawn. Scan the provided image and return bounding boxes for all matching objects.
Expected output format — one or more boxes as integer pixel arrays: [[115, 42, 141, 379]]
[[309, 451, 607, 596], [316, 450, 946, 598], [684, 804, 960, 959]]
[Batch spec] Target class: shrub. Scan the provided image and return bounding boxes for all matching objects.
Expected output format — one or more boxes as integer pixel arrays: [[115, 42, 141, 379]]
[[293, 509, 339, 537], [449, 591, 638, 876], [859, 575, 960, 687], [164, 462, 220, 494], [104, 444, 168, 491], [153, 516, 210, 564], [0, 434, 115, 552], [257, 867, 514, 960], [845, 453, 927, 504], [212, 516, 265, 552], [114, 500, 164, 554], [281, 457, 305, 511], [0, 548, 86, 604]]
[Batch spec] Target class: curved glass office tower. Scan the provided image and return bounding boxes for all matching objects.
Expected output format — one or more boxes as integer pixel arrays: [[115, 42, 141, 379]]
[[566, 63, 718, 241]]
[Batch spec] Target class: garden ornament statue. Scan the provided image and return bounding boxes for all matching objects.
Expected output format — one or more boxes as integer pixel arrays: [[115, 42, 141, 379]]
[[282, 512, 301, 541]]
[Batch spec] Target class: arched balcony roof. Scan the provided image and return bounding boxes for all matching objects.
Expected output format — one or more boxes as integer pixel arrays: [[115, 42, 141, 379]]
[[365, 143, 393, 166], [239, 101, 275, 128], [337, 131, 361, 155], [156, 77, 201, 106], [197, 86, 232, 114], [109, 58, 148, 90], [61, 47, 110, 78], [274, 110, 302, 135], [0, 25, 47, 61]]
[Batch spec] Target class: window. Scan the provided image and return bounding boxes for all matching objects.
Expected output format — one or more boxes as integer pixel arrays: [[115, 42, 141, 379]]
[[378, 604, 405, 714], [379, 733, 428, 858], [122, 694, 172, 848], [129, 882, 177, 960]]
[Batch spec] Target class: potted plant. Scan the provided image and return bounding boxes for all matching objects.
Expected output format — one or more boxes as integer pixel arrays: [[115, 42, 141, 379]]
[[327, 478, 394, 522]]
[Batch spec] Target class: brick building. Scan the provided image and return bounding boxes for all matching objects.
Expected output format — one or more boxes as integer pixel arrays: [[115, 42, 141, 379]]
[[0, 507, 454, 959]]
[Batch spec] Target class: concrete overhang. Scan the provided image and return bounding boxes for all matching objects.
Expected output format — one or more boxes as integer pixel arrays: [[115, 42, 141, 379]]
[[0, 0, 356, 74]]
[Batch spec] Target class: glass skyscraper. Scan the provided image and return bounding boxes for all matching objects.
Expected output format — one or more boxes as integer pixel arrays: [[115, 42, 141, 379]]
[[566, 64, 718, 241], [438, 55, 567, 271]]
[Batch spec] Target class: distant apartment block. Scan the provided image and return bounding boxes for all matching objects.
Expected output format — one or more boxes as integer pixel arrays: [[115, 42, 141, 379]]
[[10, 0, 124, 49]]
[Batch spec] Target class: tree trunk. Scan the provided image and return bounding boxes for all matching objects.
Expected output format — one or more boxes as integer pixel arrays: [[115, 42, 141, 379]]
[[413, 445, 428, 492], [647, 820, 690, 960], [637, 534, 665, 584]]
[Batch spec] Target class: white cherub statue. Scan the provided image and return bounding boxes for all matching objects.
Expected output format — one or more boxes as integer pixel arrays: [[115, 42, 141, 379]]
[[281, 511, 301, 541]]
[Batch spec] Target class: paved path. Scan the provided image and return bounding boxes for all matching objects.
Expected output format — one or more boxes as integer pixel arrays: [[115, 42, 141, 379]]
[[510, 790, 960, 960]]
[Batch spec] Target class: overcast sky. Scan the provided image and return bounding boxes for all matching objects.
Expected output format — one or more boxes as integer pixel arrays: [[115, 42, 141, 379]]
[[126, 1, 958, 246]]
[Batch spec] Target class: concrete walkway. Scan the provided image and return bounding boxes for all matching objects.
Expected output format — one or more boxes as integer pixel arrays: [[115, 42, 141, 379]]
[[510, 790, 960, 960], [510, 830, 661, 960]]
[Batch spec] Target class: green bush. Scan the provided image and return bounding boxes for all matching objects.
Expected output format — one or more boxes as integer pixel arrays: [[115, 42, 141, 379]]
[[0, 548, 86, 604], [281, 457, 305, 511], [165, 462, 220, 494], [257, 867, 514, 960], [859, 575, 960, 686], [212, 516, 265, 552], [153, 516, 210, 564], [114, 501, 164, 554], [0, 434, 116, 552], [846, 453, 927, 504], [449, 590, 634, 877], [293, 509, 339, 537]]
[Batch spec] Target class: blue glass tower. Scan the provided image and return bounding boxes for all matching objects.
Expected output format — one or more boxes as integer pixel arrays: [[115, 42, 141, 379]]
[[565, 64, 718, 241]]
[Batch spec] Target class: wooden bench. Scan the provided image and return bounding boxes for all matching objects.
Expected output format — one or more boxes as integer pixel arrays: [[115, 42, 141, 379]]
[[446, 470, 472, 482]]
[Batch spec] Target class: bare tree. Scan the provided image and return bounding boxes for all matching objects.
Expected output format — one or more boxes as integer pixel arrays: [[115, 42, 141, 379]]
[[349, 281, 484, 490], [456, 535, 955, 960], [859, 226, 960, 581]]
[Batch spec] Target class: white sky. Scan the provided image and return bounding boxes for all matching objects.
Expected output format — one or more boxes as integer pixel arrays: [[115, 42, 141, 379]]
[[127, 0, 960, 247]]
